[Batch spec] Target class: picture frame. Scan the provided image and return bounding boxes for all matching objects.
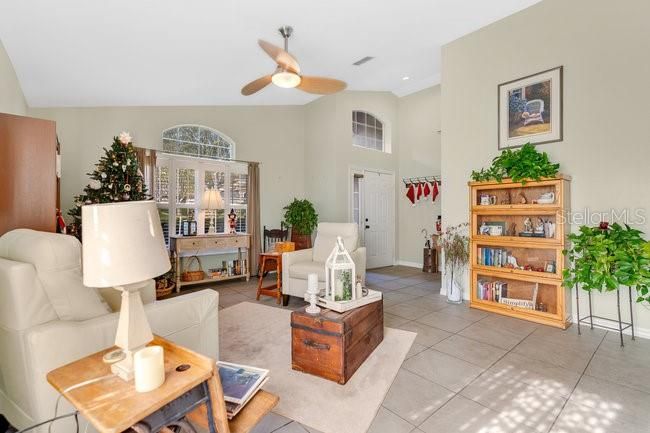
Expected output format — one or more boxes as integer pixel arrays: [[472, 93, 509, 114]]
[[484, 221, 506, 236], [498, 66, 563, 149]]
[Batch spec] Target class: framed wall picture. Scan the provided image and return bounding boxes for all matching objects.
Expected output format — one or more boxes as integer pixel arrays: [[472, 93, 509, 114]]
[[498, 66, 563, 149]]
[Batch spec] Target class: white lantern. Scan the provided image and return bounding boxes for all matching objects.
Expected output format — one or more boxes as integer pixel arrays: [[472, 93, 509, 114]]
[[324, 236, 357, 302]]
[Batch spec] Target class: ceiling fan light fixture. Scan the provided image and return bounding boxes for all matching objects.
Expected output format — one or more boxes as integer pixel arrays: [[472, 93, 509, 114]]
[[272, 71, 301, 88]]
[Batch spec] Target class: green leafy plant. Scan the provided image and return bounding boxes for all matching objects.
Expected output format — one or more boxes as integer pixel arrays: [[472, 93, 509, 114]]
[[563, 222, 650, 303], [336, 270, 353, 301], [471, 143, 560, 184], [283, 198, 318, 235]]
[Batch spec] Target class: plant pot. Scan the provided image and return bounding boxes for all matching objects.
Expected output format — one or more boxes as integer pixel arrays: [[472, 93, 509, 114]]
[[291, 232, 312, 250]]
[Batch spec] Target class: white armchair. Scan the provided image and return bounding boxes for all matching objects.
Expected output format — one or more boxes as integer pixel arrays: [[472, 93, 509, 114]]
[[282, 223, 366, 299], [0, 229, 219, 432]]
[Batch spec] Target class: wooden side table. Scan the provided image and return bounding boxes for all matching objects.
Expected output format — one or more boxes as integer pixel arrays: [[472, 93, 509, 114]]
[[47, 336, 278, 433], [257, 252, 288, 305]]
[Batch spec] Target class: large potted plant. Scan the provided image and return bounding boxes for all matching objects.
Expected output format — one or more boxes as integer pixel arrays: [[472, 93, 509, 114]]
[[438, 223, 470, 304], [563, 222, 650, 343], [283, 198, 318, 250]]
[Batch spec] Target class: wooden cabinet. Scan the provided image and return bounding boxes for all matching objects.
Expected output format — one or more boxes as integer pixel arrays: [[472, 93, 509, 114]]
[[469, 175, 571, 329], [0, 113, 57, 235]]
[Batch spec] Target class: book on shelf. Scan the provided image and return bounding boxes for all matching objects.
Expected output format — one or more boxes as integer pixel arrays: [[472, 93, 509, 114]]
[[477, 247, 509, 268], [477, 279, 508, 302], [217, 361, 270, 419]]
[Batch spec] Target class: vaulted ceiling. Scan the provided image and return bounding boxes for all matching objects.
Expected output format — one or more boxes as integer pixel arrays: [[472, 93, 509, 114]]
[[0, 0, 540, 107]]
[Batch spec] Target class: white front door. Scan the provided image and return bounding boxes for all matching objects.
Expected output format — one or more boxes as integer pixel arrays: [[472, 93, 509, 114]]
[[363, 170, 395, 268]]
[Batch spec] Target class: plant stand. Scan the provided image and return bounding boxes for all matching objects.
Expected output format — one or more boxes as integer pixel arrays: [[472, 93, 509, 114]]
[[575, 285, 635, 347]]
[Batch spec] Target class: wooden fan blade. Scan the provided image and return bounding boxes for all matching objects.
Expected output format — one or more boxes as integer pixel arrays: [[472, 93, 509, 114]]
[[258, 39, 301, 74], [241, 75, 272, 95], [297, 76, 347, 95]]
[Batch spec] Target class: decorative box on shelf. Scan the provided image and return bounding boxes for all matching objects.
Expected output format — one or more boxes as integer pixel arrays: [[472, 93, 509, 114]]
[[469, 175, 571, 329]]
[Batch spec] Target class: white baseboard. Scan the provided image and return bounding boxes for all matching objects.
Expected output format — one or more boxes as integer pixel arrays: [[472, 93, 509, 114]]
[[570, 316, 650, 340], [395, 260, 422, 269]]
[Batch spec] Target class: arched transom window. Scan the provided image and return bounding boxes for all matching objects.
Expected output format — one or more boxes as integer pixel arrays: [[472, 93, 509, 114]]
[[352, 111, 385, 152], [162, 125, 235, 160]]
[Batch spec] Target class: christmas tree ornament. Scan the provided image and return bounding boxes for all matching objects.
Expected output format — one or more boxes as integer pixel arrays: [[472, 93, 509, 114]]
[[101, 172, 107, 178], [89, 179, 102, 190], [122, 165, 127, 171], [124, 184, 131, 192], [118, 131, 132, 145]]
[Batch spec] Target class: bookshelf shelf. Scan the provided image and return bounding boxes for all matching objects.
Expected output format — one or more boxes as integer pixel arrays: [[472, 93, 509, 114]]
[[469, 176, 571, 329]]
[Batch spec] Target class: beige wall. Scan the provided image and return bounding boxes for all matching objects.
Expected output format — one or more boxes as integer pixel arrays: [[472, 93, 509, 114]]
[[30, 88, 441, 266], [441, 0, 650, 332], [0, 39, 27, 115], [304, 90, 442, 266], [397, 86, 442, 265], [29, 106, 306, 229]]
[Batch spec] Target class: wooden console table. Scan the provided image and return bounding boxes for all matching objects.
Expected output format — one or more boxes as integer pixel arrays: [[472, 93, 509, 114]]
[[47, 336, 278, 433], [170, 233, 251, 292]]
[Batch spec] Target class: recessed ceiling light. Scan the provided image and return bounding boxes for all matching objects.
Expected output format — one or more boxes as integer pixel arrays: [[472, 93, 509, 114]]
[[402, 76, 410, 81]]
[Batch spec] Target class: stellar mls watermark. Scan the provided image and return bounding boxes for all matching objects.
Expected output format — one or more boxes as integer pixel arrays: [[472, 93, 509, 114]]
[[561, 208, 647, 226]]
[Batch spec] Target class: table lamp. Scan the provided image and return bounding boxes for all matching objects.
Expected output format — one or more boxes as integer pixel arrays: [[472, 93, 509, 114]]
[[202, 187, 224, 234], [82, 200, 170, 381]]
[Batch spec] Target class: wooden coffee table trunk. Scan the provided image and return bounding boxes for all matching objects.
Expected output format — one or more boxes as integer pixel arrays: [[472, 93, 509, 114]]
[[290, 301, 384, 385]]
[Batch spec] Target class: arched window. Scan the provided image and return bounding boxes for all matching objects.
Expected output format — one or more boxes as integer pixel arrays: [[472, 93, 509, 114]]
[[162, 125, 235, 160], [352, 111, 385, 152]]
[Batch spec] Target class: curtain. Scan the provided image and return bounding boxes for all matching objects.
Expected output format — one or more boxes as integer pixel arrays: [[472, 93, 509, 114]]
[[135, 147, 156, 196], [248, 162, 261, 276]]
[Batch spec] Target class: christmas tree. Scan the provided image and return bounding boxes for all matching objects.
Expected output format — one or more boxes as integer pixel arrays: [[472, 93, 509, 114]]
[[68, 132, 149, 236]]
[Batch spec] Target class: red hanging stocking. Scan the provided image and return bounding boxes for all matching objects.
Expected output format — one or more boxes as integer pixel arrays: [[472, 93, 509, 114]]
[[431, 181, 439, 202], [423, 181, 431, 198], [416, 182, 423, 202], [406, 183, 416, 205]]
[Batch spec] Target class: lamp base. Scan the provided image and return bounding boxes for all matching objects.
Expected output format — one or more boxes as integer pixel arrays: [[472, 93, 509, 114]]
[[113, 281, 154, 381], [110, 348, 145, 381]]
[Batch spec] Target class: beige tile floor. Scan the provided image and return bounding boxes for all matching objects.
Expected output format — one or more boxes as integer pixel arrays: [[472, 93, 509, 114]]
[[186, 266, 650, 433]]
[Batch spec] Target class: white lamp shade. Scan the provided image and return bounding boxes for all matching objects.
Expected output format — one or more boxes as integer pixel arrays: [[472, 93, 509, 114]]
[[82, 200, 170, 287], [202, 188, 224, 210]]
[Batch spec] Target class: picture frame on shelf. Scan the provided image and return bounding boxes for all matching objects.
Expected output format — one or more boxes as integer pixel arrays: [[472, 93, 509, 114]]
[[484, 221, 506, 236], [498, 66, 563, 149]]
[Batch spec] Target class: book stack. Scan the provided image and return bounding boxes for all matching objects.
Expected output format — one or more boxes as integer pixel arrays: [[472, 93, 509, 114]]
[[218, 361, 270, 419], [477, 247, 509, 267], [477, 279, 508, 302]]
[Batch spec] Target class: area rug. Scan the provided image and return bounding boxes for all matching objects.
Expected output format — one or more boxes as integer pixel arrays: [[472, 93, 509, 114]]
[[219, 302, 416, 433]]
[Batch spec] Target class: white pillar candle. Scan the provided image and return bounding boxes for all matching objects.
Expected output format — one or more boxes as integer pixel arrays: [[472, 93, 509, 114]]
[[307, 273, 319, 293], [134, 346, 165, 393]]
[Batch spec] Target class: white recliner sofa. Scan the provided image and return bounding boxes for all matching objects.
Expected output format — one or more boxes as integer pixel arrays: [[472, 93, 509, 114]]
[[0, 229, 219, 432], [282, 223, 366, 299]]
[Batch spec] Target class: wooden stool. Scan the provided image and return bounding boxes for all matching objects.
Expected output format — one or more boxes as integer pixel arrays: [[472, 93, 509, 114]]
[[257, 252, 288, 305]]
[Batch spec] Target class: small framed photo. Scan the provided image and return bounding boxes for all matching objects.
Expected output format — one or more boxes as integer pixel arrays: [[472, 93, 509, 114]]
[[485, 221, 506, 236], [544, 261, 556, 274], [498, 66, 563, 149]]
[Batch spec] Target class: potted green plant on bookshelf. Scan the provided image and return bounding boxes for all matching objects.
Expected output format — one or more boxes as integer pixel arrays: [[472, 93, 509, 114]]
[[283, 198, 319, 250], [470, 142, 560, 184], [438, 223, 470, 304], [563, 222, 650, 344]]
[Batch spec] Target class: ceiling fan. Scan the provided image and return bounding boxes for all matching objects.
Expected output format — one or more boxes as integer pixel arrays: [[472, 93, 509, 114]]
[[241, 26, 347, 96]]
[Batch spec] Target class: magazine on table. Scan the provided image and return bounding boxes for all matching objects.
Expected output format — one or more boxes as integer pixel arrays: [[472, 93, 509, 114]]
[[224, 377, 269, 419], [217, 361, 269, 408]]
